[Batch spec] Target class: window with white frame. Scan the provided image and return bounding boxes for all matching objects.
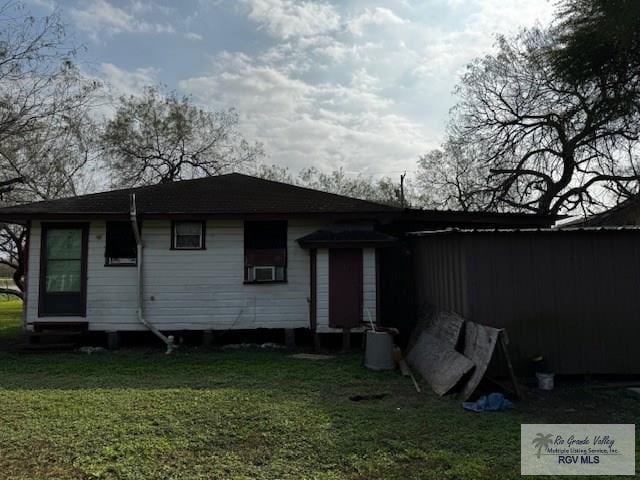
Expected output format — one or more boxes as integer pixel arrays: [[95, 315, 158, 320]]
[[172, 221, 205, 250]]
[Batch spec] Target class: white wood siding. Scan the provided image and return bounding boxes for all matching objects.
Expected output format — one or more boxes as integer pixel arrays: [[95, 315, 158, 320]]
[[362, 248, 377, 324], [26, 219, 328, 331], [316, 248, 329, 329]]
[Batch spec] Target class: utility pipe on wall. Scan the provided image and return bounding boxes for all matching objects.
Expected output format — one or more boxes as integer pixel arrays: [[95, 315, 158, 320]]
[[130, 194, 176, 354]]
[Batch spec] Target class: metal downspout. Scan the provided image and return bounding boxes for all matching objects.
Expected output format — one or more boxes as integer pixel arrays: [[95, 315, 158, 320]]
[[130, 194, 176, 354]]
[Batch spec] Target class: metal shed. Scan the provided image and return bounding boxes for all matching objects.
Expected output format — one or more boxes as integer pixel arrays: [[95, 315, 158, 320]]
[[409, 227, 640, 375]]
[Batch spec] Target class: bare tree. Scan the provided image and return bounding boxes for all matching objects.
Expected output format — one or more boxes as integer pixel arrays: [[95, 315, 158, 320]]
[[102, 86, 264, 187], [416, 142, 497, 211], [0, 2, 100, 298], [298, 167, 404, 206], [0, 108, 99, 299], [252, 164, 405, 207], [429, 28, 640, 215], [0, 2, 96, 166], [251, 163, 296, 184]]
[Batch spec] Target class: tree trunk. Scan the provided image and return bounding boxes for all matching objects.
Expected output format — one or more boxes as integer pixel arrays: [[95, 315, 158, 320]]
[[12, 265, 24, 293]]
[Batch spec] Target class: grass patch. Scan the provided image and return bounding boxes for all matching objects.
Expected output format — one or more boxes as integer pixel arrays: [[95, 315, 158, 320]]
[[0, 297, 22, 339], [0, 304, 638, 479]]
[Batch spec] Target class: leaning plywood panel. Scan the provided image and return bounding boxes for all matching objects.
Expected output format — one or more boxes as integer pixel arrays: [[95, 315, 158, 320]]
[[459, 321, 501, 401], [407, 307, 465, 352], [406, 331, 474, 396]]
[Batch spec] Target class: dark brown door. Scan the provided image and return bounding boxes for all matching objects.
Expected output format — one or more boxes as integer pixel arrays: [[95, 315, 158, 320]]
[[329, 248, 363, 328]]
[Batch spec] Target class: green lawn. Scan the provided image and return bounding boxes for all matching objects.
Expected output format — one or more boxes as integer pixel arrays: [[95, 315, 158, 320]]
[[0, 301, 638, 479], [0, 297, 22, 339]]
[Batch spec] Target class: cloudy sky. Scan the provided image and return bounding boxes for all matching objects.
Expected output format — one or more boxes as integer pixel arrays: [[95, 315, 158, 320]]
[[29, 0, 555, 178]]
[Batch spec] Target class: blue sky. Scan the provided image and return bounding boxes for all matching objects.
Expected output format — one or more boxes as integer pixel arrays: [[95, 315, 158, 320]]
[[29, 0, 555, 178]]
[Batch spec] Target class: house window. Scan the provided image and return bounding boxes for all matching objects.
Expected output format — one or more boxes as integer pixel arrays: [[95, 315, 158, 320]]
[[172, 221, 205, 250], [105, 222, 137, 266], [244, 221, 287, 283], [39, 223, 88, 316]]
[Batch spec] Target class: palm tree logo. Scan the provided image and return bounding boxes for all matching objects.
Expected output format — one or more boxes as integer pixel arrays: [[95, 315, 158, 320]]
[[532, 433, 554, 458]]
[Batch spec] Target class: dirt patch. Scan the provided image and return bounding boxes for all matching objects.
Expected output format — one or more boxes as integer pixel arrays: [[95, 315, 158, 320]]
[[290, 353, 336, 360], [349, 393, 389, 402], [516, 382, 640, 424]]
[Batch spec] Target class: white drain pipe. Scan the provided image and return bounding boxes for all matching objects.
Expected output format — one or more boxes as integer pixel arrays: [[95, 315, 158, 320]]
[[130, 194, 176, 354]]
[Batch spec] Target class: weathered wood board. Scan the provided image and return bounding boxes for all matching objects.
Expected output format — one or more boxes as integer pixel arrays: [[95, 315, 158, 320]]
[[459, 321, 500, 401], [406, 331, 474, 396], [407, 306, 465, 352]]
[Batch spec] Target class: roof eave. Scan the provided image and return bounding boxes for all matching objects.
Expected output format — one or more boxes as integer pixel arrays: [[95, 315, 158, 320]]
[[297, 239, 397, 249], [0, 209, 400, 223], [408, 226, 640, 236], [400, 208, 561, 225]]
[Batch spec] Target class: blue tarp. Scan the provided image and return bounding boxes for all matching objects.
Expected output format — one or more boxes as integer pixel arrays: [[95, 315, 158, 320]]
[[462, 392, 513, 412]]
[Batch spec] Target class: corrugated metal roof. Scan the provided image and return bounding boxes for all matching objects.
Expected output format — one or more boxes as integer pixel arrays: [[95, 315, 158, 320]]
[[408, 226, 640, 236]]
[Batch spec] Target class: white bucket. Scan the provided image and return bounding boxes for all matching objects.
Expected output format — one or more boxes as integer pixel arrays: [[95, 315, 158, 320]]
[[364, 330, 395, 371], [536, 372, 555, 391]]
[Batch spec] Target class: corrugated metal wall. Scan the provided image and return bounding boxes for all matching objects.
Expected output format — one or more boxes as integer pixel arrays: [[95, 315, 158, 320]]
[[411, 230, 640, 375]]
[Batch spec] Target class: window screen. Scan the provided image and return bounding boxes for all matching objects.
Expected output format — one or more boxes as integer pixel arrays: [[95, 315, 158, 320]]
[[105, 222, 137, 265], [46, 229, 82, 292], [173, 221, 204, 249]]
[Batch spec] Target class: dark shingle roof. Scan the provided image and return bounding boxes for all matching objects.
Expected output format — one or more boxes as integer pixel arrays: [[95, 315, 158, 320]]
[[297, 229, 397, 248], [0, 173, 400, 220]]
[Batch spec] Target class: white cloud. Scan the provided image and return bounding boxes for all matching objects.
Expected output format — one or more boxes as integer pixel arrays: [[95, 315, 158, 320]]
[[88, 0, 557, 178], [179, 49, 431, 175], [184, 32, 204, 41], [347, 7, 407, 37], [407, 0, 555, 81], [242, 0, 341, 39], [453, 0, 555, 34], [70, 0, 176, 41], [99, 62, 160, 97], [174, 0, 556, 176], [130, 0, 175, 16], [25, 0, 56, 11]]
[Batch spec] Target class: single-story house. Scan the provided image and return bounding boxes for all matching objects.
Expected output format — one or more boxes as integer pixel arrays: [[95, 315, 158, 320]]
[[0, 173, 553, 349]]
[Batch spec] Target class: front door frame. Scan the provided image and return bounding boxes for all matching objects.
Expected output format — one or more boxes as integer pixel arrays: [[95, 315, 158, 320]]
[[328, 248, 363, 328], [38, 222, 89, 317]]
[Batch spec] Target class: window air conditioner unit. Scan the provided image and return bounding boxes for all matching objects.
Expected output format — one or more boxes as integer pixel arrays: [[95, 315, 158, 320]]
[[253, 266, 276, 282]]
